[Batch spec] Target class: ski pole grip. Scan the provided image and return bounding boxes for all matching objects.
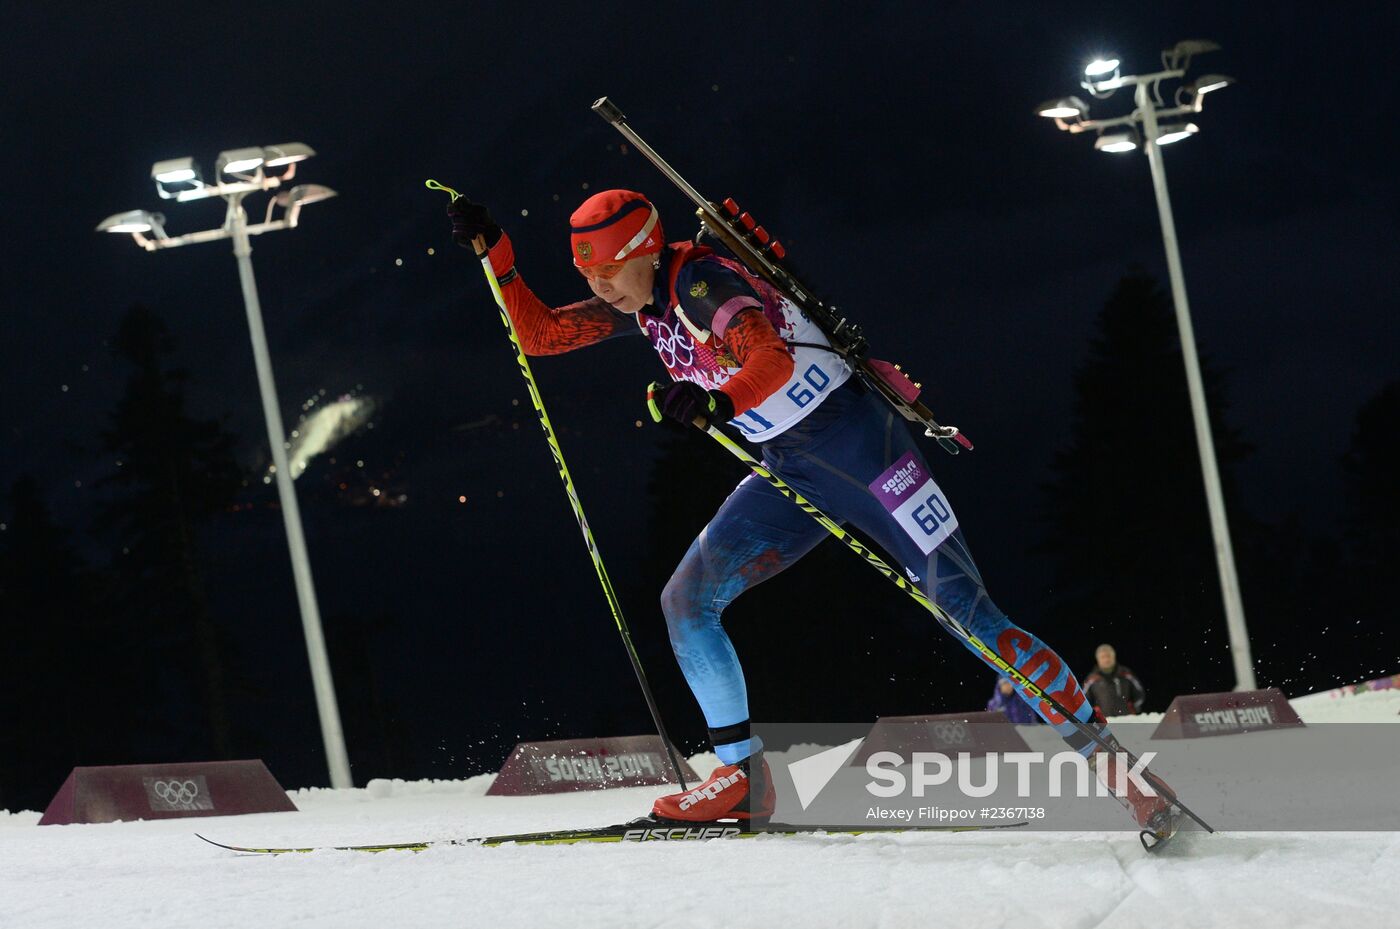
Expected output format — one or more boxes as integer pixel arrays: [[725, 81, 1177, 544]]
[[471, 234, 488, 258], [591, 96, 627, 125]]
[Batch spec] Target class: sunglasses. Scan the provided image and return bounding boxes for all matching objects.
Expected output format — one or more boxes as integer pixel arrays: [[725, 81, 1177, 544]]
[[576, 261, 627, 281]]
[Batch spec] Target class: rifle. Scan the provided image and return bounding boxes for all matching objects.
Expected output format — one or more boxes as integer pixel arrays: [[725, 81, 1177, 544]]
[[591, 96, 972, 456]]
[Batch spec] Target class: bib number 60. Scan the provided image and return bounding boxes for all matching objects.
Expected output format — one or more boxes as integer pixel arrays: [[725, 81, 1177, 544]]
[[786, 363, 831, 408], [912, 492, 953, 535]]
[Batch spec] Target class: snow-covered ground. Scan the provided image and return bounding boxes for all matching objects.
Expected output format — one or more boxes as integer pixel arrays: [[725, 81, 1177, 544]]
[[3, 688, 1398, 929]]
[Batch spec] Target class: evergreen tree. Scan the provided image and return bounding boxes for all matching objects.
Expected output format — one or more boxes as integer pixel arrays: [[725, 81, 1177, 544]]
[[95, 306, 243, 759], [1344, 380, 1400, 584], [1342, 380, 1400, 632], [0, 478, 100, 811], [1038, 271, 1252, 696], [325, 609, 412, 781]]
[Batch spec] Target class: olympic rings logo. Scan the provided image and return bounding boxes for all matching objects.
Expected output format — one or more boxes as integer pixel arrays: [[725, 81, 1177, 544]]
[[931, 722, 972, 746], [648, 320, 695, 370], [153, 779, 200, 806]]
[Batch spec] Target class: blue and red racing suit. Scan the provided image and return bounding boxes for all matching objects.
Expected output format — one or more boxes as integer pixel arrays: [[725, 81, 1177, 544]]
[[482, 232, 1104, 763]]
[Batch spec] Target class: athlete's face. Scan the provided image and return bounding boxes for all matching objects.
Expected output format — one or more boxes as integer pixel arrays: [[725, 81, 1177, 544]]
[[582, 254, 655, 314], [1096, 645, 1117, 672]]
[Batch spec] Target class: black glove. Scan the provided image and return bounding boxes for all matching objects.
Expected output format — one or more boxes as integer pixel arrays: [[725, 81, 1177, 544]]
[[647, 380, 735, 427], [446, 197, 502, 250]]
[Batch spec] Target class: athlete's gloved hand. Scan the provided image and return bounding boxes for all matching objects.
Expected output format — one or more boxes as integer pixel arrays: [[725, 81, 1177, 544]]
[[446, 197, 502, 250], [647, 380, 735, 427]]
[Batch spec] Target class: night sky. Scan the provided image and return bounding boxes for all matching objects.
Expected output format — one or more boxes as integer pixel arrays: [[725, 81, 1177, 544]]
[[3, 2, 1397, 791]]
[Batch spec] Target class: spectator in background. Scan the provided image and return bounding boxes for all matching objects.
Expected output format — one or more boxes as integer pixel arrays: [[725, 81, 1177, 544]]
[[986, 677, 1039, 724], [1083, 643, 1146, 716]]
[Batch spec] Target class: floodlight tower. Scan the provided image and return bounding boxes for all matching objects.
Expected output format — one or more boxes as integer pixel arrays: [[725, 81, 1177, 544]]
[[98, 145, 352, 787], [1036, 42, 1255, 691]]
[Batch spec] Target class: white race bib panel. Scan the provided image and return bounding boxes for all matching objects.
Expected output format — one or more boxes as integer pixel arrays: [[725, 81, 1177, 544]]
[[644, 261, 852, 442], [868, 451, 959, 555]]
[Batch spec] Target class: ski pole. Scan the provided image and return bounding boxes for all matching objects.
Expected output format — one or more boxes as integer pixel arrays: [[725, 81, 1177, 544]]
[[431, 180, 689, 790], [652, 390, 1213, 836]]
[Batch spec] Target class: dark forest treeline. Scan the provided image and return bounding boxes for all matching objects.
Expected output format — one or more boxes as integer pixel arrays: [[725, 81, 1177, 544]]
[[0, 307, 405, 812], [2, 281, 1397, 812], [1037, 271, 1395, 696]]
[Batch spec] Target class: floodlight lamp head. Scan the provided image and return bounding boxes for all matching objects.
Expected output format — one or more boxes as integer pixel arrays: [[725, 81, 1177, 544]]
[[263, 142, 316, 169], [1187, 74, 1235, 110], [1036, 96, 1088, 121], [151, 157, 204, 199], [152, 157, 197, 184], [1084, 57, 1120, 78], [96, 210, 168, 248], [1164, 38, 1221, 71], [216, 146, 266, 176], [1154, 122, 1199, 146], [1094, 131, 1138, 154], [1169, 39, 1220, 58], [280, 184, 338, 227]]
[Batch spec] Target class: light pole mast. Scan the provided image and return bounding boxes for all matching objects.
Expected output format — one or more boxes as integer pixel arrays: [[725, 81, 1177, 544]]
[[1037, 43, 1256, 690], [1135, 84, 1256, 691], [228, 194, 354, 784]]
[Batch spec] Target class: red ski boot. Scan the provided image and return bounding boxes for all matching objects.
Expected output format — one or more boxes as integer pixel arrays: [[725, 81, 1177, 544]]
[[652, 755, 775, 822], [1087, 711, 1177, 848]]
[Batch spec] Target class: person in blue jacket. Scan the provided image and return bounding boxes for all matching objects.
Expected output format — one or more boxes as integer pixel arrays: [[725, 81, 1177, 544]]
[[987, 677, 1040, 725]]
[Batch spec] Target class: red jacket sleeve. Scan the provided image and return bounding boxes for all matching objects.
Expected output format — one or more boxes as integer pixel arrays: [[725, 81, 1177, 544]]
[[484, 232, 634, 356], [715, 308, 795, 414]]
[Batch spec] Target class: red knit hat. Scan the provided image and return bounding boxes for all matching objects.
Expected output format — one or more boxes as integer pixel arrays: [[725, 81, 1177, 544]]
[[569, 189, 664, 268]]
